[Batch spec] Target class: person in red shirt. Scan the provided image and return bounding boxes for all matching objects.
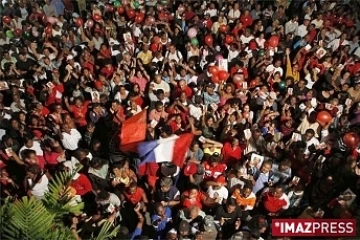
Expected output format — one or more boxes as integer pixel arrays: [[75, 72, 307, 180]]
[[123, 182, 149, 212], [71, 173, 92, 196], [261, 186, 290, 216], [61, 161, 92, 196], [174, 80, 193, 99], [110, 100, 125, 126], [181, 186, 209, 209], [222, 138, 242, 166], [240, 10, 253, 29], [168, 114, 185, 134], [184, 6, 195, 21], [100, 60, 115, 79], [64, 97, 90, 127], [166, 101, 188, 124], [203, 14, 213, 30], [203, 154, 227, 181]]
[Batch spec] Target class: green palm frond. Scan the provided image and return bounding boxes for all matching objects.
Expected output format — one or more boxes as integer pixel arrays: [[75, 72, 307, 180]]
[[0, 198, 12, 237], [1, 196, 74, 240], [43, 166, 84, 219], [92, 220, 120, 240]]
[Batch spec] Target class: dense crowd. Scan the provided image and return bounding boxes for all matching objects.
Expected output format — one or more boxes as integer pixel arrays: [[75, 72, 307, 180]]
[[1, 0, 360, 239]]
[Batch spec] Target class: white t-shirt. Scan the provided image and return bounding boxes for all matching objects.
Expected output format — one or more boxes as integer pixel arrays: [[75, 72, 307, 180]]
[[207, 186, 228, 203], [19, 141, 44, 157], [311, 19, 323, 29], [240, 35, 254, 44], [228, 9, 241, 23], [29, 175, 49, 199], [204, 9, 217, 17], [61, 129, 82, 151], [228, 49, 240, 62], [266, 65, 284, 76], [305, 137, 320, 155], [152, 81, 170, 93], [296, 24, 308, 38], [166, 51, 183, 63]]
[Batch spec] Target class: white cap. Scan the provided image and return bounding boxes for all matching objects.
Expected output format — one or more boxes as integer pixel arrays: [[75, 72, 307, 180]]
[[304, 15, 311, 21], [72, 13, 80, 19], [66, 54, 74, 61], [269, 91, 277, 100]]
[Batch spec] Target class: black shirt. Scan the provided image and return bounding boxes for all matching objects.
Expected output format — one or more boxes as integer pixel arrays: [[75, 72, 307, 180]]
[[16, 58, 36, 72]]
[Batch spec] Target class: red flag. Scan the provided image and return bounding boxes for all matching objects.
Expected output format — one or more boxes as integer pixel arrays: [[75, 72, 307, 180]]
[[172, 133, 194, 168], [119, 109, 147, 152]]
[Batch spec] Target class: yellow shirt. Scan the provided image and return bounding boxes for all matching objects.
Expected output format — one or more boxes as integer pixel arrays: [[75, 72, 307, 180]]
[[137, 51, 152, 65], [348, 87, 360, 103], [286, 57, 300, 83], [203, 147, 221, 155]]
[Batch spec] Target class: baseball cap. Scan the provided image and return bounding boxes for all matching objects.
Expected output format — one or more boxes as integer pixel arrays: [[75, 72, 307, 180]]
[[216, 176, 226, 184], [184, 162, 198, 176]]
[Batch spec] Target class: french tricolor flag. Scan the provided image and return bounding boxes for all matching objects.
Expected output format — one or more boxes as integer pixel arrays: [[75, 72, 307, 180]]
[[137, 133, 194, 168]]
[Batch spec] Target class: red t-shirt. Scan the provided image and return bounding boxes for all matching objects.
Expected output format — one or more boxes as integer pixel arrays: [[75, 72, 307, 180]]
[[44, 151, 62, 166], [221, 142, 242, 165], [100, 66, 114, 79], [169, 120, 182, 133], [46, 84, 64, 106], [70, 101, 90, 126], [240, 15, 253, 29], [113, 107, 126, 126], [124, 187, 144, 205], [71, 174, 92, 196], [175, 87, 192, 99], [263, 192, 287, 213], [203, 161, 227, 180], [181, 191, 205, 209]]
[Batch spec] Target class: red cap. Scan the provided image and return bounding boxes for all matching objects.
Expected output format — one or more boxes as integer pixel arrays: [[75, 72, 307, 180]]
[[184, 162, 197, 176], [216, 176, 226, 184], [94, 81, 103, 89]]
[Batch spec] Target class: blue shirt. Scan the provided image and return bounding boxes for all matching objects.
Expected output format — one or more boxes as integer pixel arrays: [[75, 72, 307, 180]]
[[151, 207, 172, 239], [253, 172, 270, 194], [131, 227, 142, 240]]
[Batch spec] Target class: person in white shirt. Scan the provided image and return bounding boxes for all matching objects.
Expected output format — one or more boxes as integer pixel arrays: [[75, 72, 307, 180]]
[[325, 28, 337, 43], [228, 44, 240, 62], [25, 165, 49, 200], [59, 123, 82, 151], [311, 13, 323, 29], [20, 137, 44, 157], [207, 176, 229, 204], [348, 35, 359, 54], [265, 59, 284, 76], [285, 16, 299, 36], [204, 3, 217, 17], [327, 33, 349, 52], [303, 129, 319, 155], [165, 45, 183, 63], [152, 74, 170, 97], [240, 28, 254, 44], [296, 17, 310, 38], [228, 3, 241, 24], [255, 33, 266, 48]]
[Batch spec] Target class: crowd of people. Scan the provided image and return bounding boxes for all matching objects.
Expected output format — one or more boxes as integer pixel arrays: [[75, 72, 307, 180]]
[[1, 0, 360, 239]]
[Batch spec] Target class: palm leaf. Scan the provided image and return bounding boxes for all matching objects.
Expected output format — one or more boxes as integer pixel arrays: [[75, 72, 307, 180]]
[[43, 166, 84, 219], [92, 220, 120, 240], [2, 196, 55, 239]]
